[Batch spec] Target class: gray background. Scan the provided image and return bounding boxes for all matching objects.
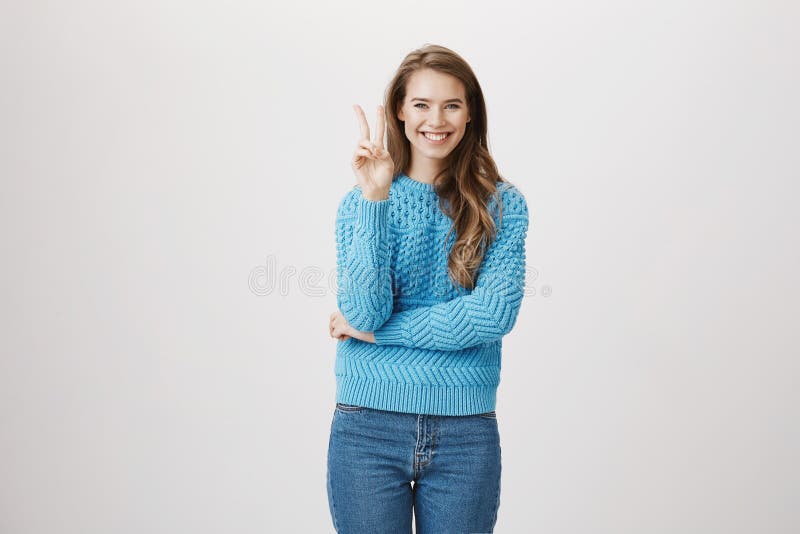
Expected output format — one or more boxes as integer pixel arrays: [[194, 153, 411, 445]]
[[1, 1, 798, 532]]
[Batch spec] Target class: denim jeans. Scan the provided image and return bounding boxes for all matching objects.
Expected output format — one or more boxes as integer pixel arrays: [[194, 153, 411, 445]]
[[326, 403, 501, 533]]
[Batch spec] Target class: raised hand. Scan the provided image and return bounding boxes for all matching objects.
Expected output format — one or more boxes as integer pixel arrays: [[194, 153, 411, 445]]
[[351, 104, 394, 201]]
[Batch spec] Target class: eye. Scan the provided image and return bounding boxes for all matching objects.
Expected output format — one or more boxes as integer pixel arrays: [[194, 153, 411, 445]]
[[413, 103, 461, 110]]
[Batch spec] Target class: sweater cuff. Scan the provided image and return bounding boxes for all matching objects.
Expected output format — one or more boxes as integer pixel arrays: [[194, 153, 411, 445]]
[[373, 313, 410, 346], [355, 193, 390, 234]]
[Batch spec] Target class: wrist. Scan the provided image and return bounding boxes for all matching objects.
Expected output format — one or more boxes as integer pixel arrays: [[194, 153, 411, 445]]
[[348, 326, 376, 344], [362, 188, 389, 201]]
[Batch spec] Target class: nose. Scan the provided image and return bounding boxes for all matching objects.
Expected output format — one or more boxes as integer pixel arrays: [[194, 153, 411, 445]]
[[428, 108, 446, 128]]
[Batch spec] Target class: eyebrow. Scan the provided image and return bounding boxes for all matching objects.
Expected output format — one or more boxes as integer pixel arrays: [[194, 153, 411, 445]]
[[410, 97, 464, 104]]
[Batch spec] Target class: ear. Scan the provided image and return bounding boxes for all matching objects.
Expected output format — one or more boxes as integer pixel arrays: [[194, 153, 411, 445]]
[[398, 107, 405, 121]]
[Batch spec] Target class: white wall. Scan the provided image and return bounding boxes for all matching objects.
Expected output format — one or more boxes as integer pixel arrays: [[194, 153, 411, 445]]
[[1, 1, 797, 532]]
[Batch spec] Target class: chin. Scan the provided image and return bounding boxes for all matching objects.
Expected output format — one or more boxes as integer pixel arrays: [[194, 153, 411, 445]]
[[417, 147, 453, 160]]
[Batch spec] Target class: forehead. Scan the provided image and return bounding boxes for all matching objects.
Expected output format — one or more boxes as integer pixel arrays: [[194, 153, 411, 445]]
[[405, 69, 466, 101]]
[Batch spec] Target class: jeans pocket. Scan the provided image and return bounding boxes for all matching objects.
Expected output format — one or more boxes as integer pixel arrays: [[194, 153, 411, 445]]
[[335, 402, 365, 413], [477, 410, 497, 419]]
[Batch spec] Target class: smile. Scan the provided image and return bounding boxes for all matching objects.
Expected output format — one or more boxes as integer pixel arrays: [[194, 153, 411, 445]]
[[420, 131, 452, 144]]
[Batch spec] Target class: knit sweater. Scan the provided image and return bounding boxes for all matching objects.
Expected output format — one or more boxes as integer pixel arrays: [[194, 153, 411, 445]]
[[333, 173, 529, 416]]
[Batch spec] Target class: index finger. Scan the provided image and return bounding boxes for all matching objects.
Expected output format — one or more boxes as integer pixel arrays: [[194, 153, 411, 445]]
[[353, 104, 370, 142], [375, 104, 385, 147]]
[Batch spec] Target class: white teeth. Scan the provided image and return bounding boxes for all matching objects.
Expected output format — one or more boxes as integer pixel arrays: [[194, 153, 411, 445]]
[[423, 132, 449, 141]]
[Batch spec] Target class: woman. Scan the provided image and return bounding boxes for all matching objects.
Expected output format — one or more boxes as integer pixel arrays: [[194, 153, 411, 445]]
[[327, 44, 529, 533]]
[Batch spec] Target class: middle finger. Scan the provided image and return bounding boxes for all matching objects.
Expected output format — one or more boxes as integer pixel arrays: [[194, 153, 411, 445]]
[[375, 104, 385, 148]]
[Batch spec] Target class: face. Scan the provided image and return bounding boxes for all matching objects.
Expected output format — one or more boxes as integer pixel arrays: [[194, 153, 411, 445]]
[[397, 68, 471, 163]]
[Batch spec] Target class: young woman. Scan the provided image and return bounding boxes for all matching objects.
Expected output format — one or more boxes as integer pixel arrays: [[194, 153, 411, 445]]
[[327, 44, 529, 533]]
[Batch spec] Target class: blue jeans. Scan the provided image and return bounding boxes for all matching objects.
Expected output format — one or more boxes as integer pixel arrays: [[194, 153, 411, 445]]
[[326, 403, 501, 533]]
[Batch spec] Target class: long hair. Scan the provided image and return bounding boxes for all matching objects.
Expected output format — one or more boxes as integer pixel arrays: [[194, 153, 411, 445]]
[[383, 44, 508, 291]]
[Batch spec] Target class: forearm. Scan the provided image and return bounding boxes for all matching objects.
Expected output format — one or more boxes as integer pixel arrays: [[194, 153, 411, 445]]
[[371, 278, 524, 351], [335, 192, 394, 331]]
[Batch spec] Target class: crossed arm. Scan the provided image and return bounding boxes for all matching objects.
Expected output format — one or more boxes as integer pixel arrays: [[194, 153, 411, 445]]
[[334, 186, 529, 351]]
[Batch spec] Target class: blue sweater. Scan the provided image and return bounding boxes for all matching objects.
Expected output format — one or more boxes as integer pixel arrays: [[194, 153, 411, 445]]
[[334, 173, 529, 416]]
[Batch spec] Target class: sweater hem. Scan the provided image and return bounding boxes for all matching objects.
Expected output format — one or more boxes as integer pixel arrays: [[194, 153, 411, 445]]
[[335, 375, 498, 416]]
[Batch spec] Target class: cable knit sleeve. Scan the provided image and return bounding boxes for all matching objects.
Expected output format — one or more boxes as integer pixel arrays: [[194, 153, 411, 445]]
[[335, 187, 394, 332], [372, 186, 529, 351]]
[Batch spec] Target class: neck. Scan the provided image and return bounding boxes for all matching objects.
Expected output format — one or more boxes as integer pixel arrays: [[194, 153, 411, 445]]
[[405, 158, 447, 184]]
